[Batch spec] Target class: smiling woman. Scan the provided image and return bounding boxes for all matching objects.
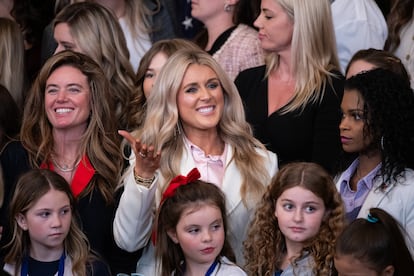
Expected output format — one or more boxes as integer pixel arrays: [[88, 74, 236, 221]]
[[0, 51, 139, 274], [114, 49, 279, 274], [44, 66, 91, 136]]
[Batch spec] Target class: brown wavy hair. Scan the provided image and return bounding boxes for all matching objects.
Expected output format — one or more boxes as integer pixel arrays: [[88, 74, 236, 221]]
[[21, 50, 122, 204], [384, 0, 414, 52], [54, 2, 136, 130], [244, 162, 345, 275]]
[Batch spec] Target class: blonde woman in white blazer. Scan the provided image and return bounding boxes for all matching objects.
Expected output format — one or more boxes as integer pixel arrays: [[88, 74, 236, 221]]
[[114, 49, 278, 273]]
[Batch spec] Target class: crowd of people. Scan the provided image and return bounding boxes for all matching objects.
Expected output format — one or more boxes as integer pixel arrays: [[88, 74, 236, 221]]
[[1, 0, 414, 275]]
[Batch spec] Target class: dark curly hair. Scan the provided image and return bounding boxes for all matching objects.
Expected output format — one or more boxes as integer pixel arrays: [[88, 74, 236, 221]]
[[344, 68, 414, 185]]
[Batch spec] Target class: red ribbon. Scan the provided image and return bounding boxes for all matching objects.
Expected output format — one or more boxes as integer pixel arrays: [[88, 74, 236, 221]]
[[160, 167, 201, 204], [153, 167, 201, 244]]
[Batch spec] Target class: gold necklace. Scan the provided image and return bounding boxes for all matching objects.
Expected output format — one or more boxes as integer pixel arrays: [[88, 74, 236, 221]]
[[51, 156, 81, 172]]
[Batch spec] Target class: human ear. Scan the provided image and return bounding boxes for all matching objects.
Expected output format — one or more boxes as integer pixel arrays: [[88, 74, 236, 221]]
[[167, 229, 179, 244], [16, 213, 28, 231], [381, 265, 394, 276], [274, 202, 278, 218]]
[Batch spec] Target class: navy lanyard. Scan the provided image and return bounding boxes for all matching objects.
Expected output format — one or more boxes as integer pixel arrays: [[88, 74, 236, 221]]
[[21, 252, 66, 276], [205, 260, 218, 276]]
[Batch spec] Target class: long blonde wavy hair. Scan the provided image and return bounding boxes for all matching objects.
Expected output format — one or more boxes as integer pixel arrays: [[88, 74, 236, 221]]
[[139, 49, 272, 204], [244, 162, 345, 275], [265, 0, 341, 114]]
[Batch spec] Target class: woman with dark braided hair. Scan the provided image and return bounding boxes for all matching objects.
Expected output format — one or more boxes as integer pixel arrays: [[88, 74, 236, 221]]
[[336, 68, 414, 256]]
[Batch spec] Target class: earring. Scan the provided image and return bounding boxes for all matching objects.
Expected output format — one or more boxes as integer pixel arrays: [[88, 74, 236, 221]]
[[381, 136, 384, 151], [224, 3, 232, 12]]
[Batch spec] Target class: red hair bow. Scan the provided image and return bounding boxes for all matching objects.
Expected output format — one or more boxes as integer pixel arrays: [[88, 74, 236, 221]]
[[160, 168, 201, 204]]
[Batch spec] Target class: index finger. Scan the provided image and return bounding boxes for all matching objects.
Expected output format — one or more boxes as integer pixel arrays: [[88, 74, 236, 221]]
[[118, 130, 137, 146]]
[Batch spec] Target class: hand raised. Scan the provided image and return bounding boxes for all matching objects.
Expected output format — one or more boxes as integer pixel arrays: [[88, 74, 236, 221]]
[[118, 130, 161, 179]]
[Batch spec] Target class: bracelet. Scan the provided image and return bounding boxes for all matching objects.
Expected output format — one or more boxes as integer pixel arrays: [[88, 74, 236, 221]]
[[133, 171, 155, 188]]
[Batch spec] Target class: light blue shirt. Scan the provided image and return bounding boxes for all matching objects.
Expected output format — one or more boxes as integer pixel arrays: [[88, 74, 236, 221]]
[[339, 159, 381, 221]]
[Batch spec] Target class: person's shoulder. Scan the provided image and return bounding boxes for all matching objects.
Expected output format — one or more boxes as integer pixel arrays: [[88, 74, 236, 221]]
[[0, 140, 24, 156], [397, 168, 414, 187], [235, 65, 266, 83], [234, 24, 258, 38], [218, 256, 247, 275]]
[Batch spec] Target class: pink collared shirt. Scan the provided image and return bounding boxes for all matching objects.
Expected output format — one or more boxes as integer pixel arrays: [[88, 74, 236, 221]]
[[184, 137, 227, 187]]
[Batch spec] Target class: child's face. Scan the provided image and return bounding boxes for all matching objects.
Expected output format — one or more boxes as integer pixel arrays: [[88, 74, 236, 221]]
[[334, 253, 394, 276], [142, 52, 168, 98], [168, 204, 225, 268], [275, 186, 326, 249], [16, 188, 72, 255], [339, 89, 372, 154]]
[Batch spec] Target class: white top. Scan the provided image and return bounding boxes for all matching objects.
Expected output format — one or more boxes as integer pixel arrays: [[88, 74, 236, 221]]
[[393, 15, 414, 89], [336, 166, 414, 257], [171, 256, 247, 276], [118, 17, 152, 73], [331, 0, 388, 73], [113, 144, 278, 273]]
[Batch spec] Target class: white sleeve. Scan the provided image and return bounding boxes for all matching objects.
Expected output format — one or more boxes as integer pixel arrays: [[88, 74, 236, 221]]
[[113, 163, 159, 252]]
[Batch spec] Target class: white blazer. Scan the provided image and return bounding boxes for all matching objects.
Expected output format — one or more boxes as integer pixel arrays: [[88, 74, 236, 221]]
[[113, 144, 278, 265], [336, 167, 414, 256]]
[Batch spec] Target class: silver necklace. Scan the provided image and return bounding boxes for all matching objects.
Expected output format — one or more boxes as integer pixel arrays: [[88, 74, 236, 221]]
[[51, 156, 81, 172]]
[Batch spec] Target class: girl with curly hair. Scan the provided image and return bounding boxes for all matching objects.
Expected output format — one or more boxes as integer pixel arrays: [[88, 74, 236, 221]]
[[337, 68, 414, 255], [244, 162, 345, 276]]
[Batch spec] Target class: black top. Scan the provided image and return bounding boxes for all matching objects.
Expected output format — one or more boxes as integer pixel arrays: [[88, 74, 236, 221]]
[[0, 141, 141, 275], [235, 66, 344, 173]]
